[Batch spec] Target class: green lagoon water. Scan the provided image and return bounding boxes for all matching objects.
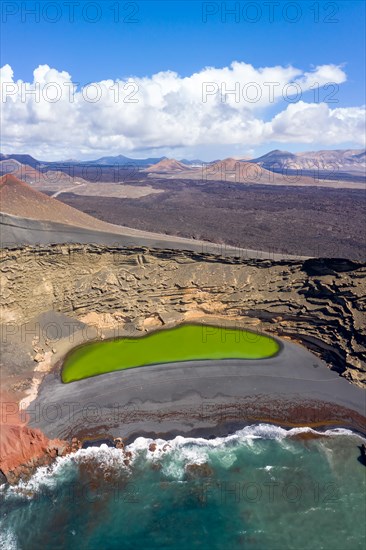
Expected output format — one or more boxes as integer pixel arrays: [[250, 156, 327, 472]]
[[62, 324, 280, 383], [1, 425, 365, 550], [6, 327, 364, 548]]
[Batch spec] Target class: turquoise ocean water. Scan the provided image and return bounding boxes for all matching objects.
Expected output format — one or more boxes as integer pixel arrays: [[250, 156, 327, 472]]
[[1, 424, 365, 550]]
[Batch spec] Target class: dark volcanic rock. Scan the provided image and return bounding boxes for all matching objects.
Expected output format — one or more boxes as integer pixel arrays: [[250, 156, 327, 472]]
[[58, 180, 366, 260], [302, 258, 362, 276], [185, 462, 214, 479]]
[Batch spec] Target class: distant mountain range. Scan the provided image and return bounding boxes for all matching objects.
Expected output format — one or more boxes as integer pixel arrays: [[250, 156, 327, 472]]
[[0, 154, 42, 169], [251, 149, 365, 175], [1, 149, 364, 184], [143, 157, 325, 186], [87, 154, 167, 167], [0, 153, 208, 169]]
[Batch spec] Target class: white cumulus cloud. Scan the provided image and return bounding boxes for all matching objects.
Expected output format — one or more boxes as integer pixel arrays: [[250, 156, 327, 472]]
[[0, 62, 364, 158]]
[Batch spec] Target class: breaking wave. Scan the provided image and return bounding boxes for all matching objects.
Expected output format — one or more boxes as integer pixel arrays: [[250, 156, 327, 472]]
[[1, 424, 363, 500], [0, 526, 18, 550]]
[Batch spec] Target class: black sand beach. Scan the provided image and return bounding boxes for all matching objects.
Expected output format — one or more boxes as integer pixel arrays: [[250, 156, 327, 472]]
[[28, 338, 366, 441]]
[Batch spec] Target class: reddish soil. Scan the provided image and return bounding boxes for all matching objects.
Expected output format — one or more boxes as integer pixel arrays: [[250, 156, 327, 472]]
[[0, 388, 67, 484], [143, 158, 190, 173], [0, 174, 119, 231]]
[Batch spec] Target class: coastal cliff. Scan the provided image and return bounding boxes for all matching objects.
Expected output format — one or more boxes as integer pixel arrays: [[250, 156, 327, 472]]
[[1, 245, 365, 387], [0, 424, 68, 485], [0, 244, 365, 483]]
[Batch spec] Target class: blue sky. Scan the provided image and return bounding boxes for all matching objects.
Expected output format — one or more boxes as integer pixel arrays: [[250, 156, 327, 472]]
[[1, 1, 365, 159]]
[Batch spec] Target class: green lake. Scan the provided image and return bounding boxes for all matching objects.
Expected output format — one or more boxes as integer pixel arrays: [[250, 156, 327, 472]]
[[62, 324, 280, 383]]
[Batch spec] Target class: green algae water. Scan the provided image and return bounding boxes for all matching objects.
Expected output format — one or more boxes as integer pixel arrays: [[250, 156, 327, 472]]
[[1, 425, 365, 550], [62, 324, 280, 383]]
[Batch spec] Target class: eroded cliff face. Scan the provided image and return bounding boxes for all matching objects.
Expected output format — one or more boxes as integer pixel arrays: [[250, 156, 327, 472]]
[[0, 424, 68, 484], [1, 245, 365, 387]]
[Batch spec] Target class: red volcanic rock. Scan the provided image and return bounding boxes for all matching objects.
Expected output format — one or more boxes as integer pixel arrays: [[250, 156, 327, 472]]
[[114, 437, 124, 450], [70, 437, 82, 452], [0, 423, 66, 483], [48, 447, 58, 459], [0, 390, 68, 484]]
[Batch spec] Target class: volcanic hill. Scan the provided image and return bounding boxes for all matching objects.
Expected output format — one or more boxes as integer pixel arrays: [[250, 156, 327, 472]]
[[143, 158, 191, 173], [0, 174, 116, 230]]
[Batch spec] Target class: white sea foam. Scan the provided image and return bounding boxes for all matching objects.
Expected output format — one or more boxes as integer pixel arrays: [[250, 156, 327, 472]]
[[126, 424, 362, 458], [4, 444, 131, 500], [0, 525, 18, 550], [215, 450, 237, 469], [2, 424, 362, 497]]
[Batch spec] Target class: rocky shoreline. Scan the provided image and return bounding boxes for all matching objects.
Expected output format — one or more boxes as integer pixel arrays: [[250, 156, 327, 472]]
[[0, 425, 67, 485], [1, 245, 365, 484], [2, 406, 365, 486]]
